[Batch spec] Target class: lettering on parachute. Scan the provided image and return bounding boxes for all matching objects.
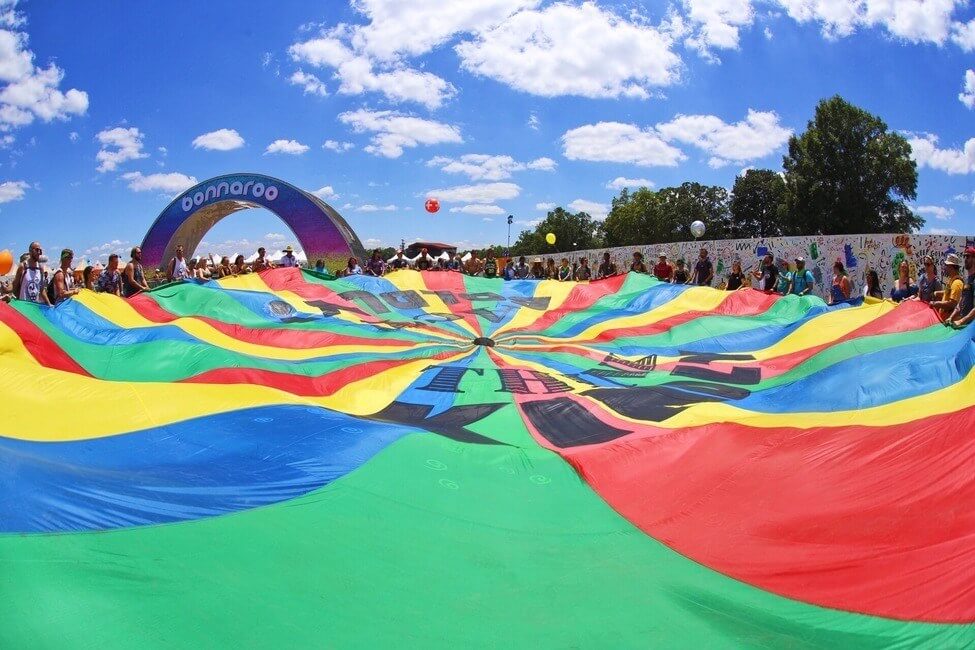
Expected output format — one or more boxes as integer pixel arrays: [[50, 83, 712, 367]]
[[300, 290, 552, 327], [372, 352, 761, 448]]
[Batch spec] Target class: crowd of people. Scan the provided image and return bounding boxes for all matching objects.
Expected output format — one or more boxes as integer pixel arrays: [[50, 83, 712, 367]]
[[4, 240, 975, 327]]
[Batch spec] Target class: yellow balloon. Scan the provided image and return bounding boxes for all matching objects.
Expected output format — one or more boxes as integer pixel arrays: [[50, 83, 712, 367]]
[[545, 233, 556, 245]]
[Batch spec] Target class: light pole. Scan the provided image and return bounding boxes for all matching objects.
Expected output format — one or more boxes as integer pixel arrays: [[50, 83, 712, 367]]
[[506, 214, 513, 256]]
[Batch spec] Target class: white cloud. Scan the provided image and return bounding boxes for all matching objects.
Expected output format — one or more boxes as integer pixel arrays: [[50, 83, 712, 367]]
[[925, 227, 959, 235], [0, 178, 27, 202], [120, 171, 198, 194], [338, 108, 461, 158], [356, 203, 397, 211], [908, 133, 975, 174], [775, 0, 965, 46], [192, 128, 245, 151], [349, 0, 535, 61], [456, 2, 681, 99], [535, 202, 556, 210], [289, 69, 329, 96], [683, 0, 756, 56], [96, 126, 147, 173], [568, 198, 609, 220], [655, 109, 792, 167], [960, 69, 975, 109], [264, 232, 286, 240], [563, 110, 790, 169], [265, 139, 310, 155], [953, 19, 975, 50], [606, 176, 655, 190], [449, 204, 506, 214], [427, 182, 520, 204], [157, 146, 167, 156], [562, 121, 685, 167], [68, 130, 77, 142], [915, 205, 955, 220], [427, 153, 556, 180], [0, 12, 88, 133], [323, 139, 354, 152], [528, 113, 540, 130], [289, 31, 457, 109], [363, 237, 383, 248], [764, 26, 774, 39], [312, 185, 338, 200]]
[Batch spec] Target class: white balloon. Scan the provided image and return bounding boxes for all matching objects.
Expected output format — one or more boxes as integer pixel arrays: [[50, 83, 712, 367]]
[[690, 220, 706, 238]]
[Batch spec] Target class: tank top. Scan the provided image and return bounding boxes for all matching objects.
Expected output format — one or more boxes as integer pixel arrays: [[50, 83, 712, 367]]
[[558, 266, 572, 280], [52, 268, 75, 303], [171, 257, 189, 280], [830, 276, 848, 304], [483, 259, 498, 278], [122, 263, 145, 297], [18, 264, 46, 303], [727, 272, 744, 290]]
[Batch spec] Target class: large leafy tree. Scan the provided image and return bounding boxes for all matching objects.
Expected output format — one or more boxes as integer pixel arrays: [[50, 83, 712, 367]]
[[729, 169, 786, 238], [782, 96, 922, 235], [511, 207, 600, 255], [602, 183, 730, 246]]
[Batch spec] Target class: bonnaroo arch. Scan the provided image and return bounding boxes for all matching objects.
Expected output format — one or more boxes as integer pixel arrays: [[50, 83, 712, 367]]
[[140, 173, 366, 271]]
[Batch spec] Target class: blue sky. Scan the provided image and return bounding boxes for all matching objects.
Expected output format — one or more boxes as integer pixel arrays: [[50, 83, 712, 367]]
[[1, 0, 973, 262]]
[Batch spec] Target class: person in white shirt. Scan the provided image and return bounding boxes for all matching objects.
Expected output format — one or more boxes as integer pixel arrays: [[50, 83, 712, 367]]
[[278, 245, 299, 268]]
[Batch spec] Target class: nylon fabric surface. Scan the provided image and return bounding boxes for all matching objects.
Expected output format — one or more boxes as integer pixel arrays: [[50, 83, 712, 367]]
[[1, 268, 973, 647]]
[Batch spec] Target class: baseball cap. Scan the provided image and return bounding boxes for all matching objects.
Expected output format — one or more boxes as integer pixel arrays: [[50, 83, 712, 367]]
[[795, 256, 805, 263], [964, 246, 975, 255]]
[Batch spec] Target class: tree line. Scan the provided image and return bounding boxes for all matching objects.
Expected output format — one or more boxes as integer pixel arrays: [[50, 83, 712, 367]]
[[509, 96, 923, 255]]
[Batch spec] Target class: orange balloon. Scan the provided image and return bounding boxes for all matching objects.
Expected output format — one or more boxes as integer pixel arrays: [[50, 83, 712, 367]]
[[0, 249, 12, 276]]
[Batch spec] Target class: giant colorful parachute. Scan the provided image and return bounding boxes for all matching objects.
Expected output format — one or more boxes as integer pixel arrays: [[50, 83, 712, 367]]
[[1, 268, 973, 647]]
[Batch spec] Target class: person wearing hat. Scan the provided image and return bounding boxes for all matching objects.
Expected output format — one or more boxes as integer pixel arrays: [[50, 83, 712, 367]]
[[787, 256, 815, 296], [50, 248, 80, 304], [279, 245, 298, 268], [529, 257, 545, 279], [931, 253, 963, 320], [948, 247, 975, 327], [652, 252, 672, 282], [915, 254, 941, 304]]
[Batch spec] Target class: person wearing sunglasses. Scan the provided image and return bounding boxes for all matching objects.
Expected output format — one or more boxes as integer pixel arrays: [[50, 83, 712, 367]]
[[915, 255, 941, 304], [12, 241, 51, 305]]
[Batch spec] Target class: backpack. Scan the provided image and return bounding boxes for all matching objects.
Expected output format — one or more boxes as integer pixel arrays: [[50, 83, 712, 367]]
[[46, 269, 61, 304]]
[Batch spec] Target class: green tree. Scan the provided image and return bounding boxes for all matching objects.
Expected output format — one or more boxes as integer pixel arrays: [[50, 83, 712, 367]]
[[657, 182, 730, 241], [602, 183, 731, 247], [511, 207, 600, 255], [782, 95, 922, 235], [729, 169, 787, 238]]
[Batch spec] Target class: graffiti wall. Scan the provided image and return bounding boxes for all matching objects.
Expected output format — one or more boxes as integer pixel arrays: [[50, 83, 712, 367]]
[[550, 233, 975, 300]]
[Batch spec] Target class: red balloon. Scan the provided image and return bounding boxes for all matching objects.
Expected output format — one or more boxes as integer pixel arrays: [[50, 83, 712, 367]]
[[425, 198, 440, 213]]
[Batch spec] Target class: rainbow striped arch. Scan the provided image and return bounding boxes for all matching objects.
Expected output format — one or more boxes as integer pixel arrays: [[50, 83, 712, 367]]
[[1, 268, 973, 648], [139, 173, 366, 270]]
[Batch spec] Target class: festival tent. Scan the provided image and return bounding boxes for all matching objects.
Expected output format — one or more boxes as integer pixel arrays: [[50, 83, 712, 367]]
[[0, 268, 973, 648]]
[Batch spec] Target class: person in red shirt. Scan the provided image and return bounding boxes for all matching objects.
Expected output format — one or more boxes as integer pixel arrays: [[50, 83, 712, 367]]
[[653, 252, 673, 282]]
